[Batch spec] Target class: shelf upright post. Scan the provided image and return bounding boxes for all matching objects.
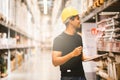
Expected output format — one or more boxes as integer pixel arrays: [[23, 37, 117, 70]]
[[96, 13, 99, 23], [7, 0, 11, 78], [7, 28, 11, 78], [14, 0, 18, 69], [15, 33, 18, 69]]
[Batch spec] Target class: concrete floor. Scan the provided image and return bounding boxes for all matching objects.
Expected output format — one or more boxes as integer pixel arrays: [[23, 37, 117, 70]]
[[1, 49, 97, 80], [1, 50, 60, 80]]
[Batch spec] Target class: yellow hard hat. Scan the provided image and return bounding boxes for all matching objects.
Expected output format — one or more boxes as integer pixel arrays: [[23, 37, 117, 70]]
[[61, 7, 79, 23]]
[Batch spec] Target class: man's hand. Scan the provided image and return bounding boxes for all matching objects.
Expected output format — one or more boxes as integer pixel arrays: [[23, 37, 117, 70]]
[[52, 46, 83, 66], [71, 46, 82, 57]]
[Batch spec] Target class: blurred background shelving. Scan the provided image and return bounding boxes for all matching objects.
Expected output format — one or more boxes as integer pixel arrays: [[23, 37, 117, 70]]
[[0, 0, 41, 78]]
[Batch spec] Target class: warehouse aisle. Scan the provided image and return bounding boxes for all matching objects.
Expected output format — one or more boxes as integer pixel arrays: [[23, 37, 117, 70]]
[[1, 50, 60, 80]]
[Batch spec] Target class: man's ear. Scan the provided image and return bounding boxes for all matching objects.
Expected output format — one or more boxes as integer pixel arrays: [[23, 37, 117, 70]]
[[69, 19, 73, 24]]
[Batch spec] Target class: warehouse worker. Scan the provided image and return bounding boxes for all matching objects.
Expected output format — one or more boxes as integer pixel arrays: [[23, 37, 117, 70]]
[[52, 7, 89, 80]]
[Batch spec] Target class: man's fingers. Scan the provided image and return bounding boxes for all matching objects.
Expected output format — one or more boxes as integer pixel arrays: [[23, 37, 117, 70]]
[[78, 46, 82, 48], [77, 46, 82, 49]]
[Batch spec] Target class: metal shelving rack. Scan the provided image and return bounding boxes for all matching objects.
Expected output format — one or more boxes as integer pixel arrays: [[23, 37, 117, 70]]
[[81, 0, 120, 80], [0, 11, 32, 80], [0, 0, 40, 78]]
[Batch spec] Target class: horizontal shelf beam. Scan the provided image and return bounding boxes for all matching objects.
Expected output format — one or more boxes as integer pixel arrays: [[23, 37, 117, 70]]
[[81, 0, 120, 23], [0, 44, 35, 50]]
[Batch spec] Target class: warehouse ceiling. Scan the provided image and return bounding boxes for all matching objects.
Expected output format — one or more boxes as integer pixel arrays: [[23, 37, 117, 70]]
[[38, 0, 55, 16]]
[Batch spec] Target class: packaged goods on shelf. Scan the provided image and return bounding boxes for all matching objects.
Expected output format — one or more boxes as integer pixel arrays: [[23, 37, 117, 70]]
[[10, 50, 16, 71], [0, 13, 5, 22], [20, 3, 27, 32], [9, 0, 16, 24], [0, 33, 17, 48], [16, 2, 27, 32], [96, 13, 120, 80], [88, 0, 94, 12], [10, 59, 15, 71], [81, 0, 106, 18], [16, 51, 24, 66], [93, 0, 105, 8], [81, 0, 89, 16], [0, 52, 8, 78], [100, 0, 104, 4], [0, 0, 9, 19], [0, 1, 2, 13], [97, 18, 120, 52], [0, 38, 17, 47], [93, 0, 99, 8], [19, 36, 27, 45], [88, 0, 94, 8]]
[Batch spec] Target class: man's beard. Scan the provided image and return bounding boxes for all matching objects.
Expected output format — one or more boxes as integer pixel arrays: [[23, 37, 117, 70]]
[[76, 25, 82, 33]]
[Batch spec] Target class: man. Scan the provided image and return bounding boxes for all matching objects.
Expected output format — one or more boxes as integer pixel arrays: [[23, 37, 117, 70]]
[[52, 7, 89, 80]]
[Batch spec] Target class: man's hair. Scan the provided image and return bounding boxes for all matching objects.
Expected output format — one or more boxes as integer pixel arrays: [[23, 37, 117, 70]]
[[65, 15, 77, 26]]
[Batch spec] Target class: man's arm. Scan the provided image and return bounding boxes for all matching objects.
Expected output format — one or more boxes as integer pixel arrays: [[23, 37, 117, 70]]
[[82, 53, 101, 62], [52, 51, 73, 66], [52, 46, 82, 67]]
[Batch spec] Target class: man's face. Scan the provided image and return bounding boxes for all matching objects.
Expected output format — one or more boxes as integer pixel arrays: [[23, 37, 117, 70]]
[[70, 15, 80, 29]]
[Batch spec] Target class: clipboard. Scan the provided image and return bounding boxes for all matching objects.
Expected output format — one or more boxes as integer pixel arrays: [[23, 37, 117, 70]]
[[84, 53, 108, 62]]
